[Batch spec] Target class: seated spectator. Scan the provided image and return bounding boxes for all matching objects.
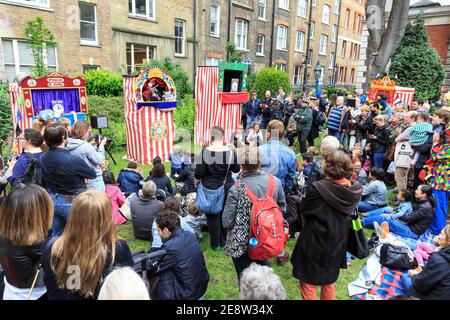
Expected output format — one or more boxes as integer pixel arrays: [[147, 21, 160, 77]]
[[8, 129, 44, 187], [299, 152, 321, 193], [406, 225, 450, 300], [58, 118, 72, 136], [0, 185, 53, 300], [42, 190, 133, 300], [175, 154, 196, 196], [146, 163, 174, 196], [184, 196, 208, 241], [240, 263, 286, 300], [131, 180, 165, 241], [380, 184, 434, 240], [182, 150, 191, 171], [351, 159, 368, 186], [98, 267, 150, 300], [169, 145, 183, 178], [153, 209, 210, 300], [118, 161, 144, 196], [320, 136, 341, 157], [362, 190, 412, 228], [358, 168, 388, 213], [103, 171, 126, 225]]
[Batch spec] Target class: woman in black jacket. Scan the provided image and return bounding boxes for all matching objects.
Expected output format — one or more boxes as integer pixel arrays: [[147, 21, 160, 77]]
[[368, 115, 390, 169], [0, 185, 53, 300], [146, 163, 175, 196], [291, 151, 362, 300], [351, 105, 372, 147]]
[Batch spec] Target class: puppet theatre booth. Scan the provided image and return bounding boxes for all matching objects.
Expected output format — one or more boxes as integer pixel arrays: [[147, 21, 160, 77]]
[[123, 67, 176, 164], [195, 62, 249, 145], [368, 77, 415, 108]]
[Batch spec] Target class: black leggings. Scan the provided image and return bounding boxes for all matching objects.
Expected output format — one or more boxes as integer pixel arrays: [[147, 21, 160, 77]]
[[297, 130, 310, 154], [206, 213, 226, 249]]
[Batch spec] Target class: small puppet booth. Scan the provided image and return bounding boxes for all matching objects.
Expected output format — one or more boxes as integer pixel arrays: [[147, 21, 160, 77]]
[[368, 77, 415, 108], [195, 62, 249, 146], [123, 67, 176, 164]]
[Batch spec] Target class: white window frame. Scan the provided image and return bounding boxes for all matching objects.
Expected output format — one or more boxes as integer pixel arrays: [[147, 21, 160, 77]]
[[258, 0, 267, 20], [322, 4, 330, 25], [312, 0, 317, 7], [297, 0, 307, 18], [279, 0, 289, 11], [276, 25, 288, 51], [309, 21, 315, 40], [344, 9, 349, 29], [127, 43, 155, 73], [341, 40, 347, 57], [319, 35, 328, 55], [319, 66, 325, 85], [334, 0, 340, 15], [4, 0, 49, 8], [329, 52, 335, 69], [129, 0, 156, 20], [174, 19, 186, 57], [256, 34, 265, 56], [79, 2, 98, 46], [332, 25, 337, 43], [295, 31, 305, 53], [275, 63, 286, 72], [293, 65, 302, 87], [235, 19, 248, 51], [210, 5, 220, 37], [206, 57, 221, 66]]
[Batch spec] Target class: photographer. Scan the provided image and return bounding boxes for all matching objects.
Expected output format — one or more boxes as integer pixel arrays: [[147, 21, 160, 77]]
[[67, 120, 107, 191], [260, 91, 273, 129]]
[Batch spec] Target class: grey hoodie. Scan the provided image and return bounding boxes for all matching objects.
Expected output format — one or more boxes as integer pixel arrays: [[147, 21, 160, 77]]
[[66, 138, 105, 179]]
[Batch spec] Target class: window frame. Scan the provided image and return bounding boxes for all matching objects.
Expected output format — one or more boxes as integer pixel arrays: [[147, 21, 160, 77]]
[[334, 0, 339, 15], [256, 34, 265, 56], [235, 19, 249, 51], [128, 0, 156, 20], [79, 2, 98, 46], [322, 4, 330, 25], [319, 34, 328, 55], [344, 9, 350, 30], [275, 63, 286, 72], [293, 65, 302, 87], [276, 25, 288, 51], [4, 0, 50, 8], [332, 24, 337, 43], [295, 31, 305, 53], [126, 43, 155, 73], [341, 40, 347, 58], [258, 0, 267, 20], [174, 19, 186, 57], [297, 0, 307, 18], [210, 5, 220, 37], [279, 0, 289, 11], [329, 52, 335, 70], [309, 21, 315, 40], [206, 57, 221, 66]]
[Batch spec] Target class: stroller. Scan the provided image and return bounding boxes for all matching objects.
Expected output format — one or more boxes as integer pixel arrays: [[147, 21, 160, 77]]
[[132, 249, 168, 299]]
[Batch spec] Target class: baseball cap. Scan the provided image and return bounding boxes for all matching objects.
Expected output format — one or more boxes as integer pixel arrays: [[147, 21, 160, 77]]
[[39, 109, 55, 122]]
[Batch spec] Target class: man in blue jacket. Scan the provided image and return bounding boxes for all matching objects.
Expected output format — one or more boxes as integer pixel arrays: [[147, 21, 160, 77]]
[[245, 91, 261, 129]]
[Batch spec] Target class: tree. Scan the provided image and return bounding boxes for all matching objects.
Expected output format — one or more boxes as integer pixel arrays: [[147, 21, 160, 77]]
[[0, 84, 12, 141], [23, 17, 56, 78], [226, 42, 244, 63], [389, 17, 445, 100], [254, 68, 291, 99], [365, 0, 410, 88]]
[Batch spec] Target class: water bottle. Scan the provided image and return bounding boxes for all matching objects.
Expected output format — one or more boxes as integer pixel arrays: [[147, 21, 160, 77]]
[[249, 237, 258, 248]]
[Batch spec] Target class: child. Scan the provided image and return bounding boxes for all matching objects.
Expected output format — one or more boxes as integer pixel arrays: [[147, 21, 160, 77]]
[[307, 146, 323, 174], [182, 150, 191, 171], [176, 153, 196, 196], [298, 152, 320, 193], [351, 159, 368, 186], [362, 190, 412, 228], [169, 144, 183, 178], [103, 171, 127, 225], [410, 112, 433, 166], [184, 195, 208, 241], [117, 161, 144, 196], [246, 123, 264, 146], [357, 167, 388, 212]]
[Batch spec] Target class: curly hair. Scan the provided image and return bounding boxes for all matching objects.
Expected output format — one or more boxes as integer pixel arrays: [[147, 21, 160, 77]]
[[323, 150, 353, 180], [240, 263, 286, 300]]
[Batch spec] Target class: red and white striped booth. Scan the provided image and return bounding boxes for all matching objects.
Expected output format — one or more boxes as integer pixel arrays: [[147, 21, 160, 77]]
[[368, 77, 415, 108]]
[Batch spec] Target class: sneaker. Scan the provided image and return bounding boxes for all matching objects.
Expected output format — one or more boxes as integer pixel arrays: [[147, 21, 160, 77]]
[[277, 251, 290, 266], [368, 233, 380, 250]]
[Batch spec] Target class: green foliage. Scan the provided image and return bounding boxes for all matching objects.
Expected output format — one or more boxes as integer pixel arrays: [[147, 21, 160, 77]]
[[23, 17, 56, 78], [226, 42, 245, 63], [324, 86, 356, 97], [173, 96, 196, 137], [139, 58, 193, 99], [395, 16, 429, 55], [0, 84, 12, 140], [246, 72, 257, 93], [82, 70, 124, 97], [254, 68, 291, 99]]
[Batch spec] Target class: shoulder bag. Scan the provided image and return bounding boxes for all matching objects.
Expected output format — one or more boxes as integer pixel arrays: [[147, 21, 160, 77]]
[[347, 210, 369, 259]]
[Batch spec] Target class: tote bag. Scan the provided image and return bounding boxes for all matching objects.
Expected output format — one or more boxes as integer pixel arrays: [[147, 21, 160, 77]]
[[347, 211, 369, 259]]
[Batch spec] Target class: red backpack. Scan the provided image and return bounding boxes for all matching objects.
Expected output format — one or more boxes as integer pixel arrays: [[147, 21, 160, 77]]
[[245, 175, 289, 260]]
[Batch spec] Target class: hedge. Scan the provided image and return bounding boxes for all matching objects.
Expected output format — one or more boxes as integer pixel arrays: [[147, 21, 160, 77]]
[[254, 68, 291, 99]]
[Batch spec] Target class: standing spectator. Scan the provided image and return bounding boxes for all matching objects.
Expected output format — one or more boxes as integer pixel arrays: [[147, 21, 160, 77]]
[[40, 125, 96, 237], [318, 92, 329, 113], [411, 130, 433, 190], [8, 129, 44, 187], [246, 123, 264, 147], [411, 97, 425, 111], [284, 96, 296, 128], [351, 105, 372, 148], [194, 126, 240, 250], [291, 151, 362, 300], [67, 120, 106, 191], [286, 104, 300, 147], [103, 171, 126, 225], [0, 185, 53, 300], [146, 163, 174, 196], [327, 96, 346, 142], [431, 109, 450, 134], [377, 93, 392, 118], [358, 167, 388, 213], [409, 112, 433, 167], [260, 91, 273, 129], [223, 148, 286, 279], [368, 115, 390, 169], [245, 91, 261, 129], [293, 98, 313, 154], [240, 263, 286, 300], [259, 120, 297, 193], [307, 99, 321, 149], [169, 145, 183, 178], [153, 209, 210, 300], [42, 190, 134, 300], [117, 161, 144, 196], [131, 180, 165, 241]]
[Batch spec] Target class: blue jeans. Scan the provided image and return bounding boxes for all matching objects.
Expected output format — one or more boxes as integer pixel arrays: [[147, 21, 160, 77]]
[[373, 152, 386, 169], [358, 201, 380, 213], [51, 193, 74, 237], [401, 274, 413, 291], [362, 206, 393, 228], [246, 115, 257, 129], [388, 219, 419, 240], [328, 129, 343, 143], [430, 189, 450, 234], [86, 177, 105, 191]]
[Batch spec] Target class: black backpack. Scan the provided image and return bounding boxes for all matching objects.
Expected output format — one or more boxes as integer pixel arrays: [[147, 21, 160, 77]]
[[315, 111, 327, 126], [12, 153, 44, 188]]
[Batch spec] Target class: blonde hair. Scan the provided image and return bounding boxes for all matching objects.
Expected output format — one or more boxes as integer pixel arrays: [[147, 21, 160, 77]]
[[437, 225, 450, 248], [173, 144, 182, 153], [307, 146, 318, 156], [71, 120, 90, 140], [50, 190, 117, 298], [0, 185, 53, 246], [98, 267, 150, 300], [32, 119, 46, 133], [373, 115, 387, 123]]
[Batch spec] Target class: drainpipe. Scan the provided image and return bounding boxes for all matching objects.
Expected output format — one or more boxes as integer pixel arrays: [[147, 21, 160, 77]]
[[302, 0, 314, 92], [269, 0, 276, 67], [332, 0, 342, 87], [193, 0, 197, 98]]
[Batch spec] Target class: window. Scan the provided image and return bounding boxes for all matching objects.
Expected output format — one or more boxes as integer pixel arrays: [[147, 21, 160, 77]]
[[309, 21, 315, 39], [334, 0, 340, 14], [350, 68, 355, 83], [258, 0, 266, 20], [6, 0, 49, 7], [344, 9, 350, 29], [276, 25, 288, 50], [128, 0, 156, 20], [329, 52, 335, 69], [319, 66, 325, 85], [256, 35, 265, 56], [307, 49, 313, 65], [275, 63, 286, 72], [332, 25, 337, 42], [2, 39, 57, 82], [319, 35, 328, 55], [235, 19, 248, 50], [312, 0, 316, 6], [353, 12, 358, 31], [210, 5, 220, 37], [297, 0, 307, 18], [341, 40, 347, 57], [206, 57, 221, 66], [295, 31, 305, 52], [79, 2, 97, 45], [82, 64, 100, 73], [322, 5, 330, 24], [279, 0, 289, 10], [174, 20, 185, 56], [293, 65, 302, 87], [126, 43, 155, 73]]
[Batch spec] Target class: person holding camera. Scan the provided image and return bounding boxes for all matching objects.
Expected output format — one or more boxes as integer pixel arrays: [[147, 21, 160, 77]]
[[67, 120, 107, 191], [293, 98, 313, 154]]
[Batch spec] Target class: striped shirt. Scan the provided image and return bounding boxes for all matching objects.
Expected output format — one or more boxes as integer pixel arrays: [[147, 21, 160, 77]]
[[327, 106, 343, 132]]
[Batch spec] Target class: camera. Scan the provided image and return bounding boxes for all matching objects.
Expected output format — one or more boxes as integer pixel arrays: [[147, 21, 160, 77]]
[[98, 134, 112, 145]]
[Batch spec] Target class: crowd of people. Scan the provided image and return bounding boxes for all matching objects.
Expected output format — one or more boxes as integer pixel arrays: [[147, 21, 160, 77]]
[[0, 89, 449, 301]]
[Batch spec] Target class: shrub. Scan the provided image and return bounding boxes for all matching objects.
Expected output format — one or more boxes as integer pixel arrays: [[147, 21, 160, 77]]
[[254, 68, 291, 99], [0, 84, 12, 141], [173, 96, 196, 137], [82, 70, 124, 97]]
